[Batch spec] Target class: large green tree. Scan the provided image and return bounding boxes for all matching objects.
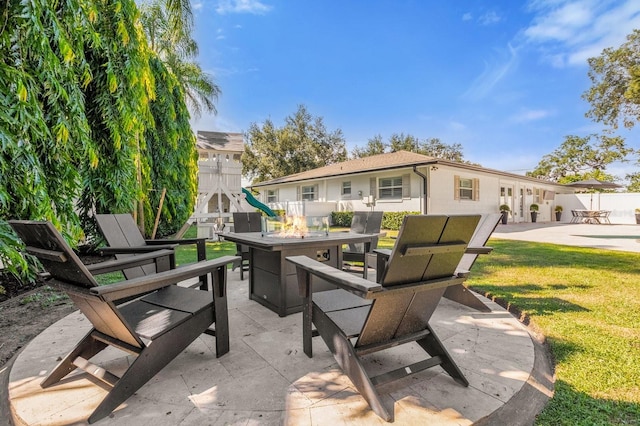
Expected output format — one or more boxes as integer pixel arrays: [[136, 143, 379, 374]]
[[144, 57, 198, 237], [351, 134, 386, 158], [77, 0, 155, 236], [243, 105, 347, 182], [351, 133, 467, 163], [583, 29, 640, 191], [1, 0, 103, 279], [527, 134, 631, 183], [584, 29, 640, 130], [136, 0, 218, 236], [0, 0, 204, 283]]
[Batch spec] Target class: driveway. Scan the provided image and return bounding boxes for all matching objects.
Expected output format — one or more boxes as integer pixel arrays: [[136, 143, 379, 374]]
[[492, 222, 640, 253]]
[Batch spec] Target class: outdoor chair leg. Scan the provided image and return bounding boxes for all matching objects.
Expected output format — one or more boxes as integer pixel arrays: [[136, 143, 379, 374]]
[[90, 311, 213, 423], [41, 331, 108, 388], [416, 325, 469, 387], [443, 285, 491, 312], [212, 267, 230, 357], [317, 312, 392, 422]]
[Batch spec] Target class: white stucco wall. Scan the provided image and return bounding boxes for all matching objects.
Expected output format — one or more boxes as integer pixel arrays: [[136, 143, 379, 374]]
[[426, 165, 569, 223], [254, 164, 574, 223]]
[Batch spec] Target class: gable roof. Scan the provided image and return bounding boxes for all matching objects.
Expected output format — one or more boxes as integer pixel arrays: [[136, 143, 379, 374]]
[[251, 150, 564, 188], [197, 131, 244, 152]]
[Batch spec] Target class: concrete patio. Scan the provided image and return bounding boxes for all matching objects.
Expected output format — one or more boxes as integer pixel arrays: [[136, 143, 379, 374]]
[[5, 263, 551, 425]]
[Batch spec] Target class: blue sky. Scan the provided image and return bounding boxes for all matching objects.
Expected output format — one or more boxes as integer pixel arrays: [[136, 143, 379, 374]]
[[189, 0, 640, 177]]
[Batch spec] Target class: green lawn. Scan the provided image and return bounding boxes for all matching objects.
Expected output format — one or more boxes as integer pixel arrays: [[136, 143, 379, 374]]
[[468, 239, 640, 425]]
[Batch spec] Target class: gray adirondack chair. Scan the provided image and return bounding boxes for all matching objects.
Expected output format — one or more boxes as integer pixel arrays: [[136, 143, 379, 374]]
[[287, 214, 480, 421], [343, 211, 383, 278], [374, 213, 501, 312], [232, 211, 262, 280], [95, 213, 208, 288], [443, 213, 502, 311], [9, 220, 238, 424]]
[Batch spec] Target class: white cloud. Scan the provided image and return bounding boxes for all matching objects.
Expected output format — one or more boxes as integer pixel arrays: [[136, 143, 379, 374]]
[[479, 11, 502, 25], [190, 112, 244, 134], [511, 108, 553, 123], [216, 0, 272, 15], [193, 1, 204, 11], [463, 43, 519, 100], [448, 120, 467, 131], [523, 0, 640, 67], [462, 12, 473, 21]]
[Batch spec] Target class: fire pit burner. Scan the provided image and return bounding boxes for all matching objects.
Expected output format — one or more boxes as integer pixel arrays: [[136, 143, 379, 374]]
[[262, 215, 329, 238]]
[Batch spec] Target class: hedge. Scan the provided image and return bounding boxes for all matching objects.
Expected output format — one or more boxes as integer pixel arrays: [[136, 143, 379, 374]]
[[330, 211, 421, 231]]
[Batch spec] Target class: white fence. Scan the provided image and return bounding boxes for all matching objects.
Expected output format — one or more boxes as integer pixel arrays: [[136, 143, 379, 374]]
[[556, 193, 640, 224], [269, 201, 336, 218]]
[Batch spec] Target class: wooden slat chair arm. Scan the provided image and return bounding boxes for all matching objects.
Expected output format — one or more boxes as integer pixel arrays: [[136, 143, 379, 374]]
[[34, 249, 175, 281], [92, 256, 239, 302], [147, 237, 207, 245], [86, 249, 175, 275], [99, 245, 178, 255], [287, 255, 382, 298]]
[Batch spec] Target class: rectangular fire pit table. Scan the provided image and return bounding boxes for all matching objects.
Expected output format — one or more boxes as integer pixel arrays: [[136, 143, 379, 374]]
[[221, 231, 382, 316]]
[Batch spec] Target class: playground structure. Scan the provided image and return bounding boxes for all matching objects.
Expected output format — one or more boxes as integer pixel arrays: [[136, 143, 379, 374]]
[[177, 131, 274, 239]]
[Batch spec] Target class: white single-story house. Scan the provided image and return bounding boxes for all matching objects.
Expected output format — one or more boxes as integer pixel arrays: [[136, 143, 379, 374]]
[[249, 150, 573, 223]]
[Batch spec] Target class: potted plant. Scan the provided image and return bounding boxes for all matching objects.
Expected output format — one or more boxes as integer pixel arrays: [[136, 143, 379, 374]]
[[555, 205, 563, 222], [635, 208, 640, 225], [499, 204, 510, 225], [530, 203, 539, 223]]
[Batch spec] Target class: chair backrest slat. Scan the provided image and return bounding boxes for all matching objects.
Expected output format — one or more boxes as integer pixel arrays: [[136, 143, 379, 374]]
[[347, 211, 383, 253], [25, 246, 68, 262], [233, 212, 262, 233], [95, 213, 156, 279], [400, 243, 468, 257]]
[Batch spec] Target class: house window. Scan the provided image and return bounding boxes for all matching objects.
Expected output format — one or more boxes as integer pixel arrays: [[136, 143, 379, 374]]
[[266, 189, 278, 203], [534, 188, 543, 203], [342, 181, 351, 196], [379, 177, 403, 199], [454, 176, 479, 201], [300, 185, 316, 201]]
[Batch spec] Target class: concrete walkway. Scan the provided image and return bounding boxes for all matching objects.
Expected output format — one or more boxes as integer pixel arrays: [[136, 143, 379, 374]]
[[492, 222, 640, 253], [6, 265, 553, 425]]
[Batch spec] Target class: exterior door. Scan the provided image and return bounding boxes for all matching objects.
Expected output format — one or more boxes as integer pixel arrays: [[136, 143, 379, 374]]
[[500, 186, 515, 223]]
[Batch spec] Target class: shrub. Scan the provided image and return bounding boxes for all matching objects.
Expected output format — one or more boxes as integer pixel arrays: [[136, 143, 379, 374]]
[[330, 211, 353, 227], [331, 211, 422, 230], [381, 211, 421, 230]]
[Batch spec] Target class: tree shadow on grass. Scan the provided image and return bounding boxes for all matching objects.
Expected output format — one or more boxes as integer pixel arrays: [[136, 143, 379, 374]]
[[470, 283, 589, 324], [535, 379, 640, 425]]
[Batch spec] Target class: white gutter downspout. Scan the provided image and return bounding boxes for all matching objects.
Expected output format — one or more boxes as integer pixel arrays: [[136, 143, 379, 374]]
[[413, 165, 428, 214]]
